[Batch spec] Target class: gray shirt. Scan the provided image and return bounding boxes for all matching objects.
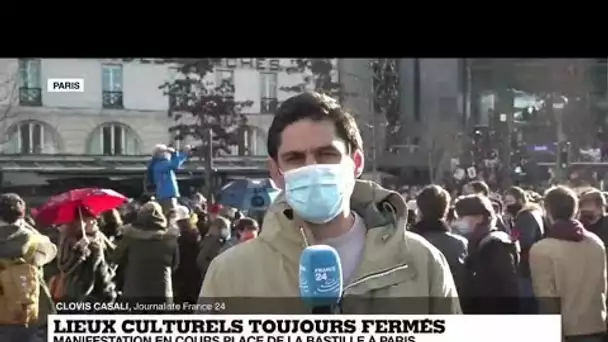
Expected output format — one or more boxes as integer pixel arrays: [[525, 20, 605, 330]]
[[322, 213, 366, 285]]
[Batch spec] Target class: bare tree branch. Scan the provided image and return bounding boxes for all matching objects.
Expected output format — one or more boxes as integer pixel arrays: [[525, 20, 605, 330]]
[[156, 58, 252, 157]]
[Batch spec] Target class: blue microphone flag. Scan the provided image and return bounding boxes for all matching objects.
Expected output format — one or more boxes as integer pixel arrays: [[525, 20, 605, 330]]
[[299, 245, 343, 307]]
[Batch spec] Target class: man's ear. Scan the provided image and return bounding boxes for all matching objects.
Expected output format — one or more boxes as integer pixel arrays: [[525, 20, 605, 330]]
[[268, 157, 285, 190], [352, 149, 364, 178]]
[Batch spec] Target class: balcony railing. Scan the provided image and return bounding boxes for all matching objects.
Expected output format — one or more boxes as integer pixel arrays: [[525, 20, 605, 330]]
[[102, 91, 124, 109], [19, 87, 42, 106], [260, 97, 278, 113]]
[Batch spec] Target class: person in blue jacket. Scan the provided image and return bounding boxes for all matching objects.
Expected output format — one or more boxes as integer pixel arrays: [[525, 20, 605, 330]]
[[147, 144, 191, 214]]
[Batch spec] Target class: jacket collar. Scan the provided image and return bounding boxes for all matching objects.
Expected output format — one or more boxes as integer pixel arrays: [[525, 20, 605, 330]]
[[411, 219, 450, 234], [258, 180, 410, 282]]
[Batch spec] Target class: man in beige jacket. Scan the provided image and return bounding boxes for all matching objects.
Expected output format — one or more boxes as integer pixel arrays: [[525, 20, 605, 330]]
[[199, 92, 460, 314], [530, 186, 607, 341]]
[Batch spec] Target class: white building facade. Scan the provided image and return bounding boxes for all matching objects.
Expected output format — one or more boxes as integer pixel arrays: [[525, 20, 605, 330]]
[[0, 58, 316, 157]]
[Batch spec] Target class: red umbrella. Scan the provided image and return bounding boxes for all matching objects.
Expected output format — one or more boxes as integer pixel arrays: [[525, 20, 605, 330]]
[[33, 188, 128, 226]]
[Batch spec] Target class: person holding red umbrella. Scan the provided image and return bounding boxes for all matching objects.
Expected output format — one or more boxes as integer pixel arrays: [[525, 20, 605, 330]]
[[55, 205, 117, 305]]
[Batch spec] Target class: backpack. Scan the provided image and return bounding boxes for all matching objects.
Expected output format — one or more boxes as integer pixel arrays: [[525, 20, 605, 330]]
[[0, 236, 42, 326]]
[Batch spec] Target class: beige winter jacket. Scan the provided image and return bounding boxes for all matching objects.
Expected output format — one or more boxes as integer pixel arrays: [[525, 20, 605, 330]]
[[530, 232, 607, 337], [199, 180, 461, 314]]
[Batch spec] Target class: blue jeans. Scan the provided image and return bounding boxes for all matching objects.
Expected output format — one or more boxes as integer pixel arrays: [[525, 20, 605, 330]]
[[0, 325, 45, 342]]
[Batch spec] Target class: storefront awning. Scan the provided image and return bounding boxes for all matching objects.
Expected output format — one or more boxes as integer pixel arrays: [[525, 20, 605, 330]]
[[0, 154, 267, 173]]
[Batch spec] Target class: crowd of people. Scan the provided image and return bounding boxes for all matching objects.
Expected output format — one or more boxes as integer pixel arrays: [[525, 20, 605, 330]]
[[0, 191, 261, 341], [0, 91, 607, 342]]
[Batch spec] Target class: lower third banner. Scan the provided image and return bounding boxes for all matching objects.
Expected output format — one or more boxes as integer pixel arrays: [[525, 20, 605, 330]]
[[48, 314, 562, 342]]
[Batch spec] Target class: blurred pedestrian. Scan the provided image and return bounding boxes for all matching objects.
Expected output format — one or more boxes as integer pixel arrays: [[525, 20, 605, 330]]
[[146, 144, 190, 214], [172, 205, 203, 307], [234, 217, 259, 242], [100, 209, 123, 243], [530, 186, 606, 341], [57, 207, 116, 303], [113, 202, 179, 308], [196, 216, 235, 279], [454, 194, 519, 314], [505, 186, 545, 303], [466, 180, 510, 234], [579, 189, 608, 248], [412, 185, 467, 295], [0, 193, 56, 342]]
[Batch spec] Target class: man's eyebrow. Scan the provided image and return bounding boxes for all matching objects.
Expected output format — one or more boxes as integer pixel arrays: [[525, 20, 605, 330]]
[[280, 150, 305, 159]]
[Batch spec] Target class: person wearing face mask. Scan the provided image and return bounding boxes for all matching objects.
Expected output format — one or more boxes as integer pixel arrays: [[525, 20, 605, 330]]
[[234, 217, 259, 243], [196, 216, 234, 280], [464, 180, 510, 235], [57, 206, 117, 304], [530, 186, 607, 341], [504, 186, 544, 304], [579, 189, 608, 249], [454, 194, 520, 314], [199, 92, 460, 314]]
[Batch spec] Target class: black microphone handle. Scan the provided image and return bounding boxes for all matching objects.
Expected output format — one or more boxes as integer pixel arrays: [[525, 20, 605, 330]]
[[312, 306, 334, 314]]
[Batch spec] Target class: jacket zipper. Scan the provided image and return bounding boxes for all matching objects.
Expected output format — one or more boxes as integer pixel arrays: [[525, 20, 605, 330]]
[[342, 263, 410, 296]]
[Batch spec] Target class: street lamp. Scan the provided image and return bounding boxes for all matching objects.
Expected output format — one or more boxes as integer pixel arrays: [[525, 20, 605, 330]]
[[552, 95, 569, 181]]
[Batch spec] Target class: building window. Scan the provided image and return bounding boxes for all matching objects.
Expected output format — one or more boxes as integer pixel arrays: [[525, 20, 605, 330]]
[[18, 59, 42, 106], [87, 123, 139, 155], [4, 121, 60, 154], [260, 72, 278, 113], [215, 69, 235, 96], [102, 64, 123, 109]]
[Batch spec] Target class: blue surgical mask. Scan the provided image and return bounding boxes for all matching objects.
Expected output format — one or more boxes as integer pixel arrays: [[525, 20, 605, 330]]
[[284, 164, 354, 224]]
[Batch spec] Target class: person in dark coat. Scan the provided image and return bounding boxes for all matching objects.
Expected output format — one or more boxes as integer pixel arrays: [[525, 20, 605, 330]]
[[196, 216, 234, 279], [579, 189, 608, 248], [504, 186, 544, 304], [454, 194, 520, 314], [113, 201, 179, 308], [172, 205, 203, 308], [464, 180, 510, 234], [411, 185, 468, 295]]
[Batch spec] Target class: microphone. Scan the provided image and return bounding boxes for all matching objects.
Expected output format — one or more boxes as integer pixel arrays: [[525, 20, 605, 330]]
[[299, 245, 343, 314]]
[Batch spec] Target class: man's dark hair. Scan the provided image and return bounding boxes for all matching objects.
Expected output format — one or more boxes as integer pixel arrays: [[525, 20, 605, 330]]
[[454, 194, 496, 225], [544, 186, 578, 221], [416, 185, 451, 220], [267, 92, 363, 160], [506, 186, 528, 203], [0, 193, 26, 223], [468, 180, 489, 196]]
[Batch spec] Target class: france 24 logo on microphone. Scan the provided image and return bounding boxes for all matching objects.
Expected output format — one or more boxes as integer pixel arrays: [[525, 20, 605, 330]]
[[47, 78, 84, 92]]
